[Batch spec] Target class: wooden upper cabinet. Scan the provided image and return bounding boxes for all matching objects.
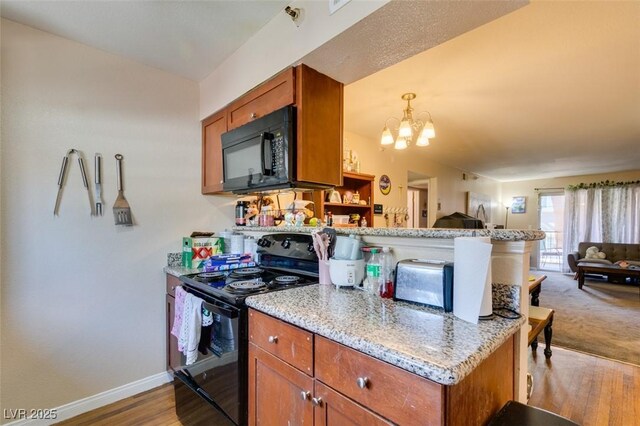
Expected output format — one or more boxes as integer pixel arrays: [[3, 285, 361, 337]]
[[202, 109, 227, 194], [296, 64, 343, 187], [227, 67, 295, 131], [201, 64, 343, 194]]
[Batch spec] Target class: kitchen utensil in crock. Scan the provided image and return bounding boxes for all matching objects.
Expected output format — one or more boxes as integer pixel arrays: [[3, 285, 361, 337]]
[[113, 154, 133, 226]]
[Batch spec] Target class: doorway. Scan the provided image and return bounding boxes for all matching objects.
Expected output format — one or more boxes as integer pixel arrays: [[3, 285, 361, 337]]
[[407, 171, 436, 228], [538, 191, 565, 271]]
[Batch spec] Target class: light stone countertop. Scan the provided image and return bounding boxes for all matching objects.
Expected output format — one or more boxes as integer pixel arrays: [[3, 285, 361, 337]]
[[165, 265, 201, 277], [245, 284, 524, 386], [233, 225, 545, 241]]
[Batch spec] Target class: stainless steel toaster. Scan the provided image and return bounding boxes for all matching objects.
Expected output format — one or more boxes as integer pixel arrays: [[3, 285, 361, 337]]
[[393, 259, 454, 312]]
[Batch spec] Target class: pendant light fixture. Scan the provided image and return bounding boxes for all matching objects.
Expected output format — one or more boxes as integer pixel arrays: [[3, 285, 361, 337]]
[[380, 93, 436, 150]]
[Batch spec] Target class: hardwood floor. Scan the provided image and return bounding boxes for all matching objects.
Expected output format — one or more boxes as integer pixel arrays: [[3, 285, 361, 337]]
[[529, 346, 640, 425], [56, 347, 639, 426]]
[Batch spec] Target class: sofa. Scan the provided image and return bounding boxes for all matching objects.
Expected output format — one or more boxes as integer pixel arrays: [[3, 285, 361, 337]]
[[567, 242, 640, 273]]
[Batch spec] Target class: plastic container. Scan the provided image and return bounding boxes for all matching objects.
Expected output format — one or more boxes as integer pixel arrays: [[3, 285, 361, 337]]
[[364, 248, 381, 294], [379, 247, 394, 298]]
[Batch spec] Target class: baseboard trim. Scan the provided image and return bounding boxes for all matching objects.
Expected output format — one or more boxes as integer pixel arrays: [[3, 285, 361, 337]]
[[4, 372, 173, 425]]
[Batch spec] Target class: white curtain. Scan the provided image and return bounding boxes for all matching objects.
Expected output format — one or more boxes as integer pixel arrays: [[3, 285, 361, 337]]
[[563, 184, 640, 272]]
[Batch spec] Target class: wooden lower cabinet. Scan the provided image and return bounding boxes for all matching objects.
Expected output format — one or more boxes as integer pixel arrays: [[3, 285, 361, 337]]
[[248, 343, 314, 426], [247, 309, 514, 425], [313, 381, 391, 426]]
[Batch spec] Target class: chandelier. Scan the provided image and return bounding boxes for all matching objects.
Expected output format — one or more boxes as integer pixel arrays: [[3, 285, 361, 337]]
[[380, 93, 436, 150]]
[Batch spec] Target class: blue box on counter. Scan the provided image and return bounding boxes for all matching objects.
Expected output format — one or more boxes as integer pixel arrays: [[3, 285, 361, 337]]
[[204, 254, 255, 272]]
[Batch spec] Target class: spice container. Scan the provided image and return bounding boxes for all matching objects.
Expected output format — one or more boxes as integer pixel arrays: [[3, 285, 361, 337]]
[[235, 201, 249, 226]]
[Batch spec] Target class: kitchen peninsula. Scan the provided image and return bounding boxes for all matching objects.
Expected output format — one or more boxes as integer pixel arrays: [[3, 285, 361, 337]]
[[235, 226, 544, 407]]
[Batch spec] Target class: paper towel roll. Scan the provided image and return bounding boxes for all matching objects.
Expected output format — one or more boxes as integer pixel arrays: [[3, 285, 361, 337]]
[[453, 237, 493, 324]]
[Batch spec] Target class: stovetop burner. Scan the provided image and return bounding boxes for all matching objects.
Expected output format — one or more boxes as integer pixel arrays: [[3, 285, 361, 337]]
[[272, 275, 300, 285], [195, 272, 225, 282], [227, 280, 267, 293], [229, 268, 263, 278]]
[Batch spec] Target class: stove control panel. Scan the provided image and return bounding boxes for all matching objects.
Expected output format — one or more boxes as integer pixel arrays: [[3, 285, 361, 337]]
[[256, 233, 318, 262]]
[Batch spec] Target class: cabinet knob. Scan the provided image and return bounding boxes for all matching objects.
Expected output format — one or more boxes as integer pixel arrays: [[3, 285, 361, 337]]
[[268, 335, 278, 344], [300, 391, 311, 401], [356, 377, 370, 389], [171, 286, 175, 291], [250, 113, 257, 119], [311, 397, 323, 407]]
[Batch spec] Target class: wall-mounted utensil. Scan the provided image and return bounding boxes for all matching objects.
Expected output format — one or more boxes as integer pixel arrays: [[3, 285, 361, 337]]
[[54, 149, 73, 216], [53, 149, 94, 216], [113, 154, 133, 226], [94, 153, 103, 216], [77, 152, 94, 216]]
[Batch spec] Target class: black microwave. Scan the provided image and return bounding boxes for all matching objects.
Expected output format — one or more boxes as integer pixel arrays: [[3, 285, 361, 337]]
[[221, 106, 295, 194]]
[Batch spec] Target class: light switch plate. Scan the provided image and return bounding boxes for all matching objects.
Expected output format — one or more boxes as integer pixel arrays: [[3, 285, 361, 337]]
[[329, 0, 351, 15]]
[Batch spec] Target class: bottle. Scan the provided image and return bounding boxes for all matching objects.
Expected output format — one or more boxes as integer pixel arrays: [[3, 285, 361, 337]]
[[360, 216, 367, 228], [235, 201, 248, 226], [379, 247, 394, 299], [364, 248, 381, 295]]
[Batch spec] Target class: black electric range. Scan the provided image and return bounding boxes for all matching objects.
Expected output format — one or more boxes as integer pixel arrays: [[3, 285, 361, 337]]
[[173, 233, 318, 425]]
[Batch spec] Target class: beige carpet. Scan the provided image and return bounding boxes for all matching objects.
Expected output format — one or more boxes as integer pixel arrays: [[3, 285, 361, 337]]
[[537, 271, 639, 365]]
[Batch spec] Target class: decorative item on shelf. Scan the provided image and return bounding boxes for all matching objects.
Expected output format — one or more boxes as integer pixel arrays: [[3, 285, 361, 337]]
[[381, 93, 436, 150], [343, 148, 361, 172], [352, 191, 360, 204], [349, 213, 360, 224], [327, 189, 342, 204], [343, 190, 354, 204]]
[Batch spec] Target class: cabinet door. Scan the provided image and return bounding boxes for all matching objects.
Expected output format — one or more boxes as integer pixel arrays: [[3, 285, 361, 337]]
[[296, 64, 343, 187], [166, 294, 181, 371], [314, 381, 392, 426], [227, 68, 295, 131], [202, 109, 227, 194], [248, 343, 314, 426]]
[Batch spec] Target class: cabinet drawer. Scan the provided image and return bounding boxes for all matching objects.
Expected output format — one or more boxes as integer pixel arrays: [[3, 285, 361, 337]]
[[227, 67, 295, 131], [249, 309, 313, 375], [166, 274, 181, 297], [315, 336, 444, 426]]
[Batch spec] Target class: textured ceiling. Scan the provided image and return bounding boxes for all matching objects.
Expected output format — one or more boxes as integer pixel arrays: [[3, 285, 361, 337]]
[[3, 0, 638, 182], [339, 1, 640, 181], [0, 0, 289, 81]]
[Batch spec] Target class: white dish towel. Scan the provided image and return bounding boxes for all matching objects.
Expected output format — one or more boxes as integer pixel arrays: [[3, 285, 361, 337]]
[[178, 293, 203, 365]]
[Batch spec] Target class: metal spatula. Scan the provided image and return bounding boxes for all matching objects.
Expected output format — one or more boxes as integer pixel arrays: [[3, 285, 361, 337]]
[[113, 154, 133, 226]]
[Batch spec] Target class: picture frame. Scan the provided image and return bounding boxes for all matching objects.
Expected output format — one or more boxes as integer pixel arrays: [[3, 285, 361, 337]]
[[511, 196, 526, 214], [466, 192, 492, 223]]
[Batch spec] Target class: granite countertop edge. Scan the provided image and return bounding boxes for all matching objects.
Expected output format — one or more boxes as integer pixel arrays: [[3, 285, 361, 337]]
[[245, 288, 523, 386], [232, 225, 544, 241], [164, 265, 201, 277]]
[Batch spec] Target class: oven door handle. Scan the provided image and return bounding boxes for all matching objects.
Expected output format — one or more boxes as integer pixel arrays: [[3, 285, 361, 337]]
[[261, 132, 274, 176], [181, 286, 239, 318], [203, 301, 238, 319]]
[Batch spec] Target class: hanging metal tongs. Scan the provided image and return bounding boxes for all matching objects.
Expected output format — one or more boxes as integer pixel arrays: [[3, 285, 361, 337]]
[[53, 149, 95, 216]]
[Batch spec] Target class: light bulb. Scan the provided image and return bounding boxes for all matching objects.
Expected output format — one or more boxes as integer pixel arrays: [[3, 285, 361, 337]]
[[398, 119, 412, 138], [380, 126, 394, 145], [423, 120, 435, 138], [394, 137, 408, 150], [416, 131, 430, 146]]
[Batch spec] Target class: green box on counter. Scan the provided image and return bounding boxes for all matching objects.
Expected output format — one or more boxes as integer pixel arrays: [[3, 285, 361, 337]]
[[182, 236, 224, 269]]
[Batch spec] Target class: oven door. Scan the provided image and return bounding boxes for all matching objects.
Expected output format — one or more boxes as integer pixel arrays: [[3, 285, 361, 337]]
[[173, 287, 243, 425]]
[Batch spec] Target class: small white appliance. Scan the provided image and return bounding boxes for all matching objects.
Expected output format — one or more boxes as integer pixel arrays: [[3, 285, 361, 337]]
[[329, 258, 365, 287]]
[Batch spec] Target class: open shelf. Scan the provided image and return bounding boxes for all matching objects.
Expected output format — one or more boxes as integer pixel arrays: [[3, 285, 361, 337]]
[[308, 172, 375, 227]]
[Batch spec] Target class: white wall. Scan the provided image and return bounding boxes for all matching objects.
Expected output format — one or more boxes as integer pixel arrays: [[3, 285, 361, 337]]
[[0, 19, 234, 415], [343, 131, 502, 228], [501, 169, 640, 230], [199, 0, 388, 119]]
